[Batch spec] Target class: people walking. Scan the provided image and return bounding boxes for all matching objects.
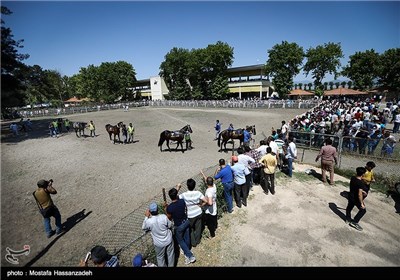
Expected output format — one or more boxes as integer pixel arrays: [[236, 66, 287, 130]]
[[346, 167, 369, 231]]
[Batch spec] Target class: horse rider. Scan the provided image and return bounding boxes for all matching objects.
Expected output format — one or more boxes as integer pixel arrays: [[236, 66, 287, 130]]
[[227, 124, 234, 131]]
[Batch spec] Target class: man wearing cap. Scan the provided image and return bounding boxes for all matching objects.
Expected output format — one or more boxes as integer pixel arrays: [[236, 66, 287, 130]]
[[33, 179, 63, 238], [142, 202, 175, 267], [132, 253, 157, 267]]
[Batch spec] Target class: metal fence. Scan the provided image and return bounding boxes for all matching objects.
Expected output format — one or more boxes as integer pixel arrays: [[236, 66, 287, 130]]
[[290, 130, 400, 180], [13, 99, 320, 120]]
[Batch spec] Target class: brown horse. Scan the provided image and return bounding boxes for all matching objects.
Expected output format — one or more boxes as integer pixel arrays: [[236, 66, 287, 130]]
[[105, 122, 123, 144], [218, 125, 256, 152], [158, 124, 193, 152]]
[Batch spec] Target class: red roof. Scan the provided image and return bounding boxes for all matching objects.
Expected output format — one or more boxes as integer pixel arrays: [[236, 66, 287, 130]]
[[324, 87, 367, 96], [288, 89, 314, 96]]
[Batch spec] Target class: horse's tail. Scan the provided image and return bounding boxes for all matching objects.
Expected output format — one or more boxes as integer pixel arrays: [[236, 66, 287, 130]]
[[217, 131, 222, 147], [158, 131, 165, 147]]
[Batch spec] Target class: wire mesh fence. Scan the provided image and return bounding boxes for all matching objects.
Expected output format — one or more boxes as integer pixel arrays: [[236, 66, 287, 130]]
[[63, 164, 220, 267]]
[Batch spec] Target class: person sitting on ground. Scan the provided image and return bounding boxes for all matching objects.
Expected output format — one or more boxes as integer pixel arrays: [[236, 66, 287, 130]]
[[79, 245, 120, 267]]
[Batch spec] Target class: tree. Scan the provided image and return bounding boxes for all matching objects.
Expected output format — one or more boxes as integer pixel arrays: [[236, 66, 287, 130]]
[[298, 83, 303, 90], [329, 81, 334, 90], [303, 42, 343, 92], [1, 6, 30, 110], [323, 82, 328, 90], [341, 49, 380, 90], [160, 41, 233, 100], [264, 41, 304, 98], [377, 48, 400, 92], [341, 81, 347, 88], [347, 80, 353, 89]]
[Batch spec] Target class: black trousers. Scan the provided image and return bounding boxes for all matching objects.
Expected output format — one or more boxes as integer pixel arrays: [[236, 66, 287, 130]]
[[346, 194, 366, 223]]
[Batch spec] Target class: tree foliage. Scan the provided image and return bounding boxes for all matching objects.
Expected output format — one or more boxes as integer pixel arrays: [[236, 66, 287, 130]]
[[159, 41, 233, 100], [78, 61, 136, 103], [377, 48, 400, 92], [341, 49, 380, 90], [1, 6, 30, 109], [303, 42, 343, 92], [264, 41, 304, 98]]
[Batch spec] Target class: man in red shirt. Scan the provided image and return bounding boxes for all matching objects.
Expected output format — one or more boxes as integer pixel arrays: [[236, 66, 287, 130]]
[[315, 138, 338, 185]]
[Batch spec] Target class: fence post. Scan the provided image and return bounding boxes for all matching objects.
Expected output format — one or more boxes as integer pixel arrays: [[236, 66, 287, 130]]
[[338, 135, 343, 168]]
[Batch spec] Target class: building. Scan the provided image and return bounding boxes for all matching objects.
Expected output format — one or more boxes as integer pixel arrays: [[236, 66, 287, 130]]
[[133, 64, 272, 100]]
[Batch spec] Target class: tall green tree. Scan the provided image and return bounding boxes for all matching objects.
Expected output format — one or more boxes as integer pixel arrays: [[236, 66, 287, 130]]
[[264, 41, 304, 98], [160, 41, 233, 100], [160, 47, 191, 100], [303, 42, 343, 92], [377, 48, 400, 92], [341, 49, 380, 90], [1, 6, 29, 109]]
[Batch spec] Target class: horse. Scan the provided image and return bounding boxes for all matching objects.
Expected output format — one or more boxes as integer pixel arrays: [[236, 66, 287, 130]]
[[73, 122, 87, 138], [218, 125, 256, 152], [158, 124, 193, 152], [105, 122, 123, 144]]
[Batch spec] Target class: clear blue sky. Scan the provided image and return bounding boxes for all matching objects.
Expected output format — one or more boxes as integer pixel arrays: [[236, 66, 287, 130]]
[[3, 1, 400, 82]]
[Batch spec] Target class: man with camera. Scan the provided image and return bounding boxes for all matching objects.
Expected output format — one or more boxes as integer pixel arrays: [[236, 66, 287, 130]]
[[33, 179, 63, 238]]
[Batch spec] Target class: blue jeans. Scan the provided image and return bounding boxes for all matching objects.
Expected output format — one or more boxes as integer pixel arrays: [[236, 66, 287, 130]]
[[43, 206, 62, 236], [174, 219, 193, 259], [222, 181, 234, 212], [287, 158, 293, 177]]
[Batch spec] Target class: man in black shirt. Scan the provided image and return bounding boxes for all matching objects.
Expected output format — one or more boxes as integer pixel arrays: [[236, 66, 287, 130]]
[[346, 167, 368, 231]]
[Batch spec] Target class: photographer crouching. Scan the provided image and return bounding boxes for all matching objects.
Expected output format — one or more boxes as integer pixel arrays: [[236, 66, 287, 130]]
[[33, 179, 63, 238]]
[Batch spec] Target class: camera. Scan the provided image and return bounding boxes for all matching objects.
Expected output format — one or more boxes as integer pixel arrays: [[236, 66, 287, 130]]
[[84, 252, 91, 263]]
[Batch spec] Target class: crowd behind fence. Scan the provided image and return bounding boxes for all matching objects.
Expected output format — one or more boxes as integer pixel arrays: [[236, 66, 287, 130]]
[[13, 99, 320, 120]]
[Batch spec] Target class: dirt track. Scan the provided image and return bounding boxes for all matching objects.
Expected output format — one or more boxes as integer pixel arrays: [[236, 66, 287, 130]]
[[1, 106, 399, 267]]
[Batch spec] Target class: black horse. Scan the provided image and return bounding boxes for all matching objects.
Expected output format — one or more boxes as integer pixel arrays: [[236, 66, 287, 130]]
[[105, 122, 123, 144], [158, 124, 193, 152], [218, 125, 256, 152], [73, 122, 87, 138]]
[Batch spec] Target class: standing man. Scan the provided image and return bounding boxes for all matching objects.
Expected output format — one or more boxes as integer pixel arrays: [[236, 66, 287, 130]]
[[214, 120, 221, 140], [178, 179, 208, 247], [259, 147, 278, 195], [346, 167, 369, 231], [214, 158, 234, 213], [200, 173, 217, 238], [230, 155, 247, 208], [315, 138, 338, 185], [33, 179, 63, 238], [286, 136, 297, 177], [127, 123, 135, 143], [165, 187, 196, 265], [142, 202, 175, 267], [88, 120, 96, 137]]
